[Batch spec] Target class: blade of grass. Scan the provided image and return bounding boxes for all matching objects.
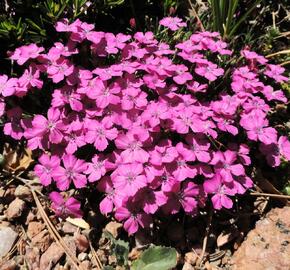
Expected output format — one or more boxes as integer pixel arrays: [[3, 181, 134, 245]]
[[228, 0, 262, 38], [224, 0, 239, 39]]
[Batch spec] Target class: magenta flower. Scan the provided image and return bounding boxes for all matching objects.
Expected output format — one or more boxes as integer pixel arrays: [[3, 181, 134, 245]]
[[195, 62, 224, 81], [97, 176, 123, 215], [115, 131, 150, 163], [53, 155, 87, 191], [10, 44, 44, 65], [0, 75, 17, 97], [183, 134, 211, 162], [159, 17, 187, 31], [240, 112, 277, 144], [264, 64, 288, 83], [47, 58, 74, 83], [157, 181, 199, 214], [18, 65, 43, 90], [260, 136, 290, 167], [85, 118, 118, 151], [115, 198, 152, 235], [24, 108, 66, 150], [112, 163, 147, 196], [150, 140, 178, 166], [211, 150, 245, 183], [4, 107, 24, 140], [85, 79, 120, 108], [84, 155, 108, 182], [49, 191, 82, 218], [34, 154, 60, 186], [203, 174, 235, 210]]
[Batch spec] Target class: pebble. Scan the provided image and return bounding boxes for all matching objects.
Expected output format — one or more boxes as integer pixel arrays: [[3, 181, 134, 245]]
[[27, 221, 45, 239], [0, 227, 18, 257], [104, 221, 122, 238], [6, 198, 25, 220], [14, 185, 33, 202], [39, 242, 64, 270]]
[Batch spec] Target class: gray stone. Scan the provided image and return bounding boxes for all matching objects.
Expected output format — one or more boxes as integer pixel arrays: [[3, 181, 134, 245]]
[[0, 227, 18, 257]]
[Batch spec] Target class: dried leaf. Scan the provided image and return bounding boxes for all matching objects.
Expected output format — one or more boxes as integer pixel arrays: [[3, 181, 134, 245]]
[[3, 144, 33, 173], [66, 217, 90, 230], [217, 229, 238, 247]]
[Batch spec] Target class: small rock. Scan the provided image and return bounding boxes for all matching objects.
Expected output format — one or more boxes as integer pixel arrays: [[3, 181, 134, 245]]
[[14, 185, 33, 202], [62, 221, 78, 234], [25, 211, 36, 224], [27, 222, 45, 239], [6, 198, 25, 220], [182, 262, 195, 270], [25, 247, 40, 269], [108, 254, 117, 264], [64, 236, 77, 256], [0, 204, 4, 214], [40, 242, 64, 270], [0, 227, 18, 257], [74, 233, 89, 253], [0, 259, 16, 270], [104, 221, 122, 238], [80, 260, 92, 269], [78, 252, 88, 261], [31, 230, 51, 252], [184, 252, 198, 265]]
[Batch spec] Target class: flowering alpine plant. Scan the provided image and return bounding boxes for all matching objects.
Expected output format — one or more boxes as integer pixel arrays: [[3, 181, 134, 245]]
[[1, 17, 289, 235]]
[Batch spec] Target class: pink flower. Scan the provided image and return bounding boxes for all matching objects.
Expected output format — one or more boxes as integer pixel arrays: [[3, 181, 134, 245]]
[[84, 155, 108, 182], [112, 163, 147, 196], [211, 150, 245, 183], [0, 75, 17, 97], [262, 85, 287, 103], [184, 134, 211, 162], [49, 191, 82, 218], [195, 62, 224, 81], [85, 79, 120, 108], [240, 112, 277, 144], [47, 58, 74, 83], [34, 154, 60, 186], [85, 118, 118, 151], [260, 136, 290, 167], [24, 108, 66, 149], [115, 131, 150, 163], [157, 181, 199, 214], [150, 140, 178, 166], [159, 17, 187, 31], [53, 155, 87, 191], [203, 174, 235, 210], [18, 65, 43, 90], [10, 44, 44, 65], [3, 107, 25, 140], [115, 198, 152, 235], [264, 64, 288, 83]]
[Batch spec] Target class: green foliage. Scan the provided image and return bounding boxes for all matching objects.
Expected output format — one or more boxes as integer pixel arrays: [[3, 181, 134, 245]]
[[131, 246, 177, 270], [209, 0, 262, 39], [103, 231, 130, 267]]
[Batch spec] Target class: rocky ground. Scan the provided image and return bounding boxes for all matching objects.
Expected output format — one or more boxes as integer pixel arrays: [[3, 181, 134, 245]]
[[0, 179, 289, 270]]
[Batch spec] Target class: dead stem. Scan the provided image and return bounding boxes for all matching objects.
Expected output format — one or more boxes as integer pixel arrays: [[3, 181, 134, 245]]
[[198, 209, 213, 267], [31, 190, 84, 270], [250, 192, 290, 200]]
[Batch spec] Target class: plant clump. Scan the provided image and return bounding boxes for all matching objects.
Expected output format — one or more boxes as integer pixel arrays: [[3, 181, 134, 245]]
[[0, 17, 289, 235]]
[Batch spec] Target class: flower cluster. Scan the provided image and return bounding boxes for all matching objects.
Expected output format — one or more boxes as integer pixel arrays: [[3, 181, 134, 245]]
[[1, 18, 289, 234]]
